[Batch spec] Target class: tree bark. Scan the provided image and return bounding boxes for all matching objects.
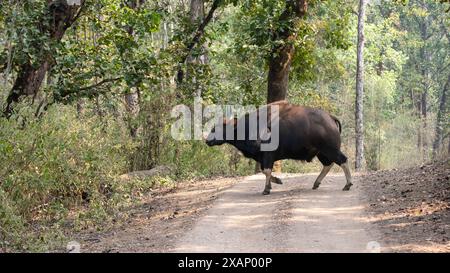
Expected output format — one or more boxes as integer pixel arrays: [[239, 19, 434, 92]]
[[355, 0, 367, 171], [190, 0, 205, 24], [3, 0, 85, 117], [432, 74, 449, 159], [125, 89, 140, 138], [267, 0, 308, 103]]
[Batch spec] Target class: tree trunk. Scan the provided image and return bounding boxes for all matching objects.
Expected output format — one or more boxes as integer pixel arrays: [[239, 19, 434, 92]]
[[4, 61, 50, 115], [432, 75, 450, 159], [125, 89, 140, 138], [187, 0, 208, 97], [355, 0, 367, 171], [190, 0, 205, 24], [421, 89, 428, 161], [3, 0, 85, 117], [266, 0, 307, 173], [419, 16, 431, 162], [267, 0, 308, 103], [448, 136, 450, 155]]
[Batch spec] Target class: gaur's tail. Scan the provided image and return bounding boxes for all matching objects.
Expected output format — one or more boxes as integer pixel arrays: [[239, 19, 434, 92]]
[[330, 115, 342, 134]]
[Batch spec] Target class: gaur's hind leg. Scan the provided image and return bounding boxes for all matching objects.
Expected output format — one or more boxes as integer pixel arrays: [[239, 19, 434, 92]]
[[340, 162, 353, 191], [320, 148, 353, 191], [334, 151, 352, 191], [312, 153, 333, 190]]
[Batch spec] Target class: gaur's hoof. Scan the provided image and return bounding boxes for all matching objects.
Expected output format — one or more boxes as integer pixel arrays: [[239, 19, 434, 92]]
[[342, 183, 353, 191], [312, 184, 320, 190], [262, 190, 271, 195], [271, 177, 283, 184]]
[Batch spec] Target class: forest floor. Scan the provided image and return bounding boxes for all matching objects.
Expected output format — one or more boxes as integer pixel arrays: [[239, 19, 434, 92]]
[[359, 160, 450, 252], [74, 160, 450, 253]]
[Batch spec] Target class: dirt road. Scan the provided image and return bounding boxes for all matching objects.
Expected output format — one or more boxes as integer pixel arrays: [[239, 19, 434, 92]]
[[79, 163, 449, 253], [174, 173, 379, 253]]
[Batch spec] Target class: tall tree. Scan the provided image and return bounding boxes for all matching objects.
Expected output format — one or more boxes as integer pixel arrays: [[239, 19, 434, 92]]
[[266, 0, 308, 173], [267, 0, 308, 103], [355, 0, 367, 171], [3, 0, 85, 117]]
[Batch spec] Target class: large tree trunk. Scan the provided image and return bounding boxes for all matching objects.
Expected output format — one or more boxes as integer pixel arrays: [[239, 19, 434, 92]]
[[4, 61, 51, 115], [432, 75, 449, 159], [267, 0, 308, 103], [355, 0, 367, 171], [3, 0, 85, 117], [267, 0, 307, 173]]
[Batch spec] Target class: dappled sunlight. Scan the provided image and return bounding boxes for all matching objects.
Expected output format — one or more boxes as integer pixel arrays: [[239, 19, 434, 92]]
[[388, 243, 450, 253], [367, 201, 449, 222]]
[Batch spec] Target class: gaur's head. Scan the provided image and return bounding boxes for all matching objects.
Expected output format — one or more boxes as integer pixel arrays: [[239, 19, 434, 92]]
[[205, 118, 237, 147]]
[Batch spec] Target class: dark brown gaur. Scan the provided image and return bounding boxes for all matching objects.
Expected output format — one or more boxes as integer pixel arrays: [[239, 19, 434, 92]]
[[206, 101, 352, 195]]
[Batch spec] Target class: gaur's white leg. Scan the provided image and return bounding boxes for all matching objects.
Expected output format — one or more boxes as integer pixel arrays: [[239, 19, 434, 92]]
[[312, 164, 333, 190], [340, 162, 353, 191], [262, 168, 272, 195]]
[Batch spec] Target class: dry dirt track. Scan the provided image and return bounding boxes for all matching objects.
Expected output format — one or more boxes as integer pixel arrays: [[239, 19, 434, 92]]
[[173, 173, 380, 253]]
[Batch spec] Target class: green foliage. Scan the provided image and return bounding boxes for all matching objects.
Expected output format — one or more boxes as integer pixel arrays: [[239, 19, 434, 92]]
[[1, 1, 49, 69], [0, 104, 133, 251], [160, 140, 254, 179], [50, 1, 165, 103], [0, 0, 449, 252]]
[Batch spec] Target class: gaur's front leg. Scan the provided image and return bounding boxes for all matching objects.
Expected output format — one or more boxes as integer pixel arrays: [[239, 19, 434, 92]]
[[262, 168, 272, 195], [261, 155, 276, 195]]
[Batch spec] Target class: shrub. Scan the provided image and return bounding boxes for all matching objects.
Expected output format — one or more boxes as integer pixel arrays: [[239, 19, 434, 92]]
[[0, 104, 133, 251]]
